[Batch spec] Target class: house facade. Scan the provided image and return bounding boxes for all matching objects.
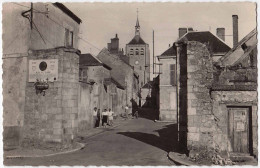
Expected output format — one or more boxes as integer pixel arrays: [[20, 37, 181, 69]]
[[158, 30, 230, 121], [97, 48, 139, 115], [3, 2, 82, 148]]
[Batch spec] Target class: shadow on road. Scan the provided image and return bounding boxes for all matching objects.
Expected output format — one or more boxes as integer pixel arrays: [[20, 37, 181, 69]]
[[118, 124, 184, 153], [138, 108, 159, 121]]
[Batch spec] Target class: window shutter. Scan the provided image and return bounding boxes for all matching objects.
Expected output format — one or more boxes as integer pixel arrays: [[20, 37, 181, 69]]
[[170, 64, 176, 86]]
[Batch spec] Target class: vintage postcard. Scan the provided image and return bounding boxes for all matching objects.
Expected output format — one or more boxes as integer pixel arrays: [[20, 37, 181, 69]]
[[2, 1, 258, 166]]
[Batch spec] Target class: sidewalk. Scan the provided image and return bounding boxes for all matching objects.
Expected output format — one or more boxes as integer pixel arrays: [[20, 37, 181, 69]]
[[4, 117, 128, 159]]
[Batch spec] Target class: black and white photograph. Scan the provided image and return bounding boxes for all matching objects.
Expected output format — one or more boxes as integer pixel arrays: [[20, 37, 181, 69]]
[[2, 1, 258, 166]]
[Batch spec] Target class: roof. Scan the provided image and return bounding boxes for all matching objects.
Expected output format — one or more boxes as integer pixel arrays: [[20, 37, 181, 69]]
[[79, 53, 112, 70], [159, 31, 231, 57], [179, 31, 231, 54], [160, 43, 177, 56], [111, 77, 125, 90], [217, 28, 257, 67], [128, 35, 146, 45], [53, 3, 82, 24], [142, 81, 153, 89]]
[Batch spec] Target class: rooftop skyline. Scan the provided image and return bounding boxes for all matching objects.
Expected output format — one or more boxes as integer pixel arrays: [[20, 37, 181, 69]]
[[65, 2, 256, 58]]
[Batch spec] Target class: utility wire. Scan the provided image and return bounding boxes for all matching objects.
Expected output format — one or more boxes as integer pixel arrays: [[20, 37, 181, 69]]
[[32, 20, 46, 45]]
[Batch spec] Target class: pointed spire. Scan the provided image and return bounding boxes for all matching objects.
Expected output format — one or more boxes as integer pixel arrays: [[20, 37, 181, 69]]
[[135, 8, 140, 36], [135, 8, 140, 28]]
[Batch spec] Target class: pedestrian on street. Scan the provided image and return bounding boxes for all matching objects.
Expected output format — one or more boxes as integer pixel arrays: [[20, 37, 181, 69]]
[[93, 107, 98, 128], [108, 108, 114, 126], [102, 109, 108, 127], [125, 105, 129, 119], [97, 109, 101, 127]]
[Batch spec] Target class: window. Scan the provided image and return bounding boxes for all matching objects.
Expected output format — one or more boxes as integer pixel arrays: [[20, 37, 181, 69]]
[[170, 64, 176, 85], [135, 48, 139, 55], [65, 28, 73, 47], [141, 48, 144, 55]]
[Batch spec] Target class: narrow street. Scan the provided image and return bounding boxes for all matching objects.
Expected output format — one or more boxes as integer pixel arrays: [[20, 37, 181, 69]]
[[4, 116, 177, 166]]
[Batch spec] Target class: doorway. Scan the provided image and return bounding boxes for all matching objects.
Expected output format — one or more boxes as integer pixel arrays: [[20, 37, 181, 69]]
[[228, 106, 253, 155]]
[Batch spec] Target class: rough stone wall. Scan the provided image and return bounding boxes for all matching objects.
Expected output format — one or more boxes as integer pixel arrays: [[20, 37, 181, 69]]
[[184, 41, 215, 151], [23, 48, 79, 144], [3, 55, 28, 147], [211, 91, 258, 156]]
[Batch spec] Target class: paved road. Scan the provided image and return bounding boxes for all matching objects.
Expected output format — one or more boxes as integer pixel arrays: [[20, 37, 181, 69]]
[[4, 117, 177, 166]]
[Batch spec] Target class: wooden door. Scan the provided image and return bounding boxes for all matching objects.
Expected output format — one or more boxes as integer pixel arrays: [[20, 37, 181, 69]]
[[228, 107, 249, 153]]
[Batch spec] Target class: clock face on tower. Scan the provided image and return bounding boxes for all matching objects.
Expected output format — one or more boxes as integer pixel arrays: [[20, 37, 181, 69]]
[[135, 60, 139, 65]]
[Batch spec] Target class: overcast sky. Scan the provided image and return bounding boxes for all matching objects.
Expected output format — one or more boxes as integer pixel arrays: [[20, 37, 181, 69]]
[[65, 2, 256, 58]]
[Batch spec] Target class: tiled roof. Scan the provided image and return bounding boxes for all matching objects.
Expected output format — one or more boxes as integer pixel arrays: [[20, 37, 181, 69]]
[[161, 43, 177, 56], [128, 35, 146, 45], [179, 31, 231, 54], [79, 53, 111, 70], [160, 31, 230, 57]]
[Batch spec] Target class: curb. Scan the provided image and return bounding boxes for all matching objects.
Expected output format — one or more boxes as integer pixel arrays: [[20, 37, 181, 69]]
[[5, 142, 85, 159], [167, 152, 199, 166], [154, 120, 175, 123]]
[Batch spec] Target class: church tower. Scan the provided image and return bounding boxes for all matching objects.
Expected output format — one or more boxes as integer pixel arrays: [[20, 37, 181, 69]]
[[126, 10, 150, 87]]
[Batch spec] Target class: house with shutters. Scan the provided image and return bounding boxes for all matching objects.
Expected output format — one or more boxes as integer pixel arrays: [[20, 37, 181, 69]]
[[157, 28, 230, 121]]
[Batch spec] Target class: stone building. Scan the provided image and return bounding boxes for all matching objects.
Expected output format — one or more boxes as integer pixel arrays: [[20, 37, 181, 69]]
[[125, 15, 150, 87], [78, 53, 111, 131], [158, 29, 230, 121], [97, 48, 140, 115], [175, 24, 257, 158], [3, 2, 82, 148]]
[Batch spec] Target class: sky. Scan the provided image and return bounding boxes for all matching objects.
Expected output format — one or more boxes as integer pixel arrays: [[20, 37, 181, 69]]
[[65, 2, 257, 58]]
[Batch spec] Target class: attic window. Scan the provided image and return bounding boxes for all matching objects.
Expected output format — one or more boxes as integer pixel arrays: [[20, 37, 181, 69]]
[[241, 43, 248, 51]]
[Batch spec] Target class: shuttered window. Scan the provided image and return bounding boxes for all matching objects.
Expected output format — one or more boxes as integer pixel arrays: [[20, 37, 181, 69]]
[[170, 64, 176, 86], [65, 28, 73, 47]]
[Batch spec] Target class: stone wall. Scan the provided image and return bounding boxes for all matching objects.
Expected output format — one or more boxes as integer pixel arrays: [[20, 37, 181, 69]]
[[3, 55, 28, 148], [23, 48, 79, 144], [177, 41, 215, 152], [211, 91, 258, 156]]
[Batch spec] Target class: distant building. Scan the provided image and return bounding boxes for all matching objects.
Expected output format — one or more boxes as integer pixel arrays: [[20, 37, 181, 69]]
[[78, 53, 125, 131], [125, 15, 150, 87], [157, 29, 230, 121], [97, 48, 140, 114]]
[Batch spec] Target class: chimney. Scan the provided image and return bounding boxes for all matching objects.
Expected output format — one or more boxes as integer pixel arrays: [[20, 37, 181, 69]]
[[232, 15, 238, 47], [188, 27, 193, 32], [216, 28, 225, 41], [179, 28, 187, 38], [115, 33, 118, 38]]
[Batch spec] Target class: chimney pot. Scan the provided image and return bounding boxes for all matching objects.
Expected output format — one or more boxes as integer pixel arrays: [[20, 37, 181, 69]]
[[232, 15, 239, 47], [216, 28, 225, 41]]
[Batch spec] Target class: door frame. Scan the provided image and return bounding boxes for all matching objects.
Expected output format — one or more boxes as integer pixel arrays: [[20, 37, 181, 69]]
[[227, 106, 253, 155]]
